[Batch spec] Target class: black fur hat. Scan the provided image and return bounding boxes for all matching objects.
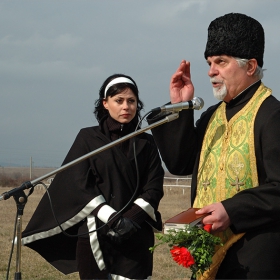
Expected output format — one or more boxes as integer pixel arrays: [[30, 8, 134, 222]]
[[204, 13, 264, 67]]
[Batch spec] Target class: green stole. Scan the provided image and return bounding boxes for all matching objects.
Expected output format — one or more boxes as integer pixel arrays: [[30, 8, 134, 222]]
[[193, 83, 271, 280]]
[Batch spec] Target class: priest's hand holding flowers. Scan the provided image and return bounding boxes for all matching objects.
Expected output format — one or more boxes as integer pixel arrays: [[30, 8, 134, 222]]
[[150, 224, 222, 277]]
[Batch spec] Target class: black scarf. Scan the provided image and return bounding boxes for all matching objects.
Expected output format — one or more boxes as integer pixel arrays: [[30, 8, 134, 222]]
[[102, 115, 136, 157]]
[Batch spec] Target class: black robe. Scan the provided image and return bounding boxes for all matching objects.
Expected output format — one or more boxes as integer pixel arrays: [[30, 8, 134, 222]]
[[22, 119, 164, 279], [147, 81, 280, 279]]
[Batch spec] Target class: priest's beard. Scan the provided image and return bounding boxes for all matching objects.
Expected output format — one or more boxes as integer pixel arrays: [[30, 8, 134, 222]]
[[211, 78, 227, 101]]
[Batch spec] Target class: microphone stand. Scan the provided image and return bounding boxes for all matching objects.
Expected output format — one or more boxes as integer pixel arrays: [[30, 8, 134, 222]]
[[0, 112, 178, 280]]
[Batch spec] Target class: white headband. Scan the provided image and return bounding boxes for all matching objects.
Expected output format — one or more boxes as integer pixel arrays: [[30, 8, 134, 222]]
[[104, 77, 136, 98]]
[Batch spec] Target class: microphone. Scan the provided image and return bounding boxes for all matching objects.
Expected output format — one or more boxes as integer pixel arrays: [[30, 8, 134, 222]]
[[151, 97, 204, 113]]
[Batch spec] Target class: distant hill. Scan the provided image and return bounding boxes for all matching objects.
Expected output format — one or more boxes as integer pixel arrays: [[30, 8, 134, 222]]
[[0, 165, 191, 179], [1, 166, 56, 179], [0, 162, 25, 167], [0, 162, 57, 168]]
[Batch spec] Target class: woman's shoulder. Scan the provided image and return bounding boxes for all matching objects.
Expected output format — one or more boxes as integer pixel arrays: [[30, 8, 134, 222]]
[[76, 125, 101, 139], [79, 125, 98, 132]]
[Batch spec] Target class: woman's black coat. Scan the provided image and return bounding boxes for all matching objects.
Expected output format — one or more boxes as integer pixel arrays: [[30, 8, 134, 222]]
[[22, 123, 164, 277]]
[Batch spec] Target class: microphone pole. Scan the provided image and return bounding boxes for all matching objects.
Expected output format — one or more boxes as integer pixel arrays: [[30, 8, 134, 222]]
[[0, 112, 179, 280]]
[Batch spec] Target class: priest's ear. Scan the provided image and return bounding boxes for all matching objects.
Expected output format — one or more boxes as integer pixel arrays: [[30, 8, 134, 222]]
[[247, 58, 258, 77]]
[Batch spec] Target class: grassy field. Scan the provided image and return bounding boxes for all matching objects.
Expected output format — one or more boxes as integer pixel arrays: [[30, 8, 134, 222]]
[[0, 184, 192, 280]]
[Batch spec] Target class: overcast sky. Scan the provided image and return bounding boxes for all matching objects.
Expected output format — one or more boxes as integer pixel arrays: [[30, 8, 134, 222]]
[[1, 0, 280, 168]]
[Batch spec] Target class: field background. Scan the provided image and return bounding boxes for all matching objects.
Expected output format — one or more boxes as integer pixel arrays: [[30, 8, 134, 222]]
[[0, 167, 192, 280]]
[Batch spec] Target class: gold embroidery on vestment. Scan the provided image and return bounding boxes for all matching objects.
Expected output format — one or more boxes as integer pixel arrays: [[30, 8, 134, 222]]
[[228, 153, 245, 191], [231, 176, 244, 192], [202, 178, 210, 190]]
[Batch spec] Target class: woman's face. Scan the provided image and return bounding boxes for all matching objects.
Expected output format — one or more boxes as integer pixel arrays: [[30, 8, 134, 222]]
[[102, 88, 137, 123]]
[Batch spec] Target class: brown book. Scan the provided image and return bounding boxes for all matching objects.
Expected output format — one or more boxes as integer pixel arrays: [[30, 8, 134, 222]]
[[163, 207, 209, 234]]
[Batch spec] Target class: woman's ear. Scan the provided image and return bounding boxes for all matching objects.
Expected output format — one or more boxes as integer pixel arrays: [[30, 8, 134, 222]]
[[247, 58, 258, 76], [103, 99, 108, 110]]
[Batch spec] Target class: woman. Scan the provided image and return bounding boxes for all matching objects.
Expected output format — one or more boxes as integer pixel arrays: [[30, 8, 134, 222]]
[[22, 74, 164, 279]]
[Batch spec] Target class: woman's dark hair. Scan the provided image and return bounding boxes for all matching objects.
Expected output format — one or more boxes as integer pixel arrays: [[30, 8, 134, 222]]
[[94, 73, 144, 122]]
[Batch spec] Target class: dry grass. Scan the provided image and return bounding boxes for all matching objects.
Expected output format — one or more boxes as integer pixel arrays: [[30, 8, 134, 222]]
[[0, 185, 192, 280]]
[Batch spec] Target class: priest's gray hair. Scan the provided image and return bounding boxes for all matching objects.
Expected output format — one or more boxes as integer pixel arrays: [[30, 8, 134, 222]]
[[234, 57, 264, 80]]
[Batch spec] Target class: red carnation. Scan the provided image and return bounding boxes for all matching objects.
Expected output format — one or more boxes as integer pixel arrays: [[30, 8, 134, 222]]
[[170, 246, 195, 268], [203, 224, 212, 233]]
